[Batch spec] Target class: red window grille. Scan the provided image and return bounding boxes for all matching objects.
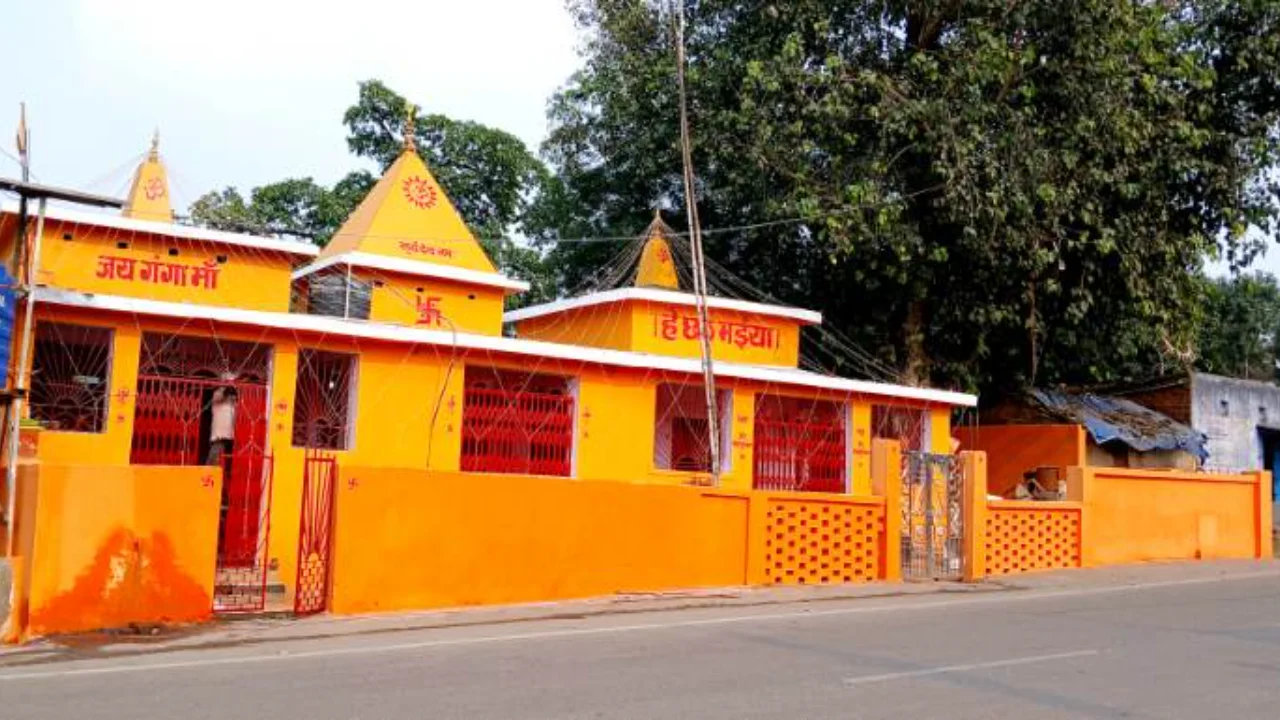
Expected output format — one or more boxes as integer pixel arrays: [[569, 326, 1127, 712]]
[[292, 349, 356, 450], [753, 395, 847, 493], [29, 323, 113, 432], [131, 333, 271, 466], [461, 369, 574, 476]]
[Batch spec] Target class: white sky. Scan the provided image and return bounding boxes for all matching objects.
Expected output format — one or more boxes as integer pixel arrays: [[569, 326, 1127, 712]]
[[2, 0, 1275, 275], [1, 0, 580, 211]]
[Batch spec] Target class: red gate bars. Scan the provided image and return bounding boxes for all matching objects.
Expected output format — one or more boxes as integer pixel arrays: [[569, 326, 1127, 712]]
[[295, 452, 338, 616], [212, 452, 274, 613], [752, 399, 847, 493], [461, 385, 574, 476]]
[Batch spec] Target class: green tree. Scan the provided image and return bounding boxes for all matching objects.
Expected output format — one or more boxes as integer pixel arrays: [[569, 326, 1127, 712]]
[[190, 80, 555, 303], [532, 0, 1280, 393], [190, 174, 378, 243], [1197, 272, 1280, 382]]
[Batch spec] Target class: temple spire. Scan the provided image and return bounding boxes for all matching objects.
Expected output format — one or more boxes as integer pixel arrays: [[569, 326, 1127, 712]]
[[635, 209, 680, 290], [316, 106, 500, 275], [122, 131, 173, 223]]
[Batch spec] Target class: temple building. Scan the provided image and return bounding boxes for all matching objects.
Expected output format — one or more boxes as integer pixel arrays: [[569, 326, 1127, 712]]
[[1, 123, 975, 620]]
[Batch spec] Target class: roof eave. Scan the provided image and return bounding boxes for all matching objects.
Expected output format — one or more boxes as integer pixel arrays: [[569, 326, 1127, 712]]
[[0, 200, 319, 258], [34, 287, 975, 407], [292, 252, 529, 294], [504, 287, 823, 325]]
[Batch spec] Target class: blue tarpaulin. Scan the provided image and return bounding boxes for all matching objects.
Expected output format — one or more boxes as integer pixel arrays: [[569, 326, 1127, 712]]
[[1030, 389, 1208, 462], [0, 266, 14, 379]]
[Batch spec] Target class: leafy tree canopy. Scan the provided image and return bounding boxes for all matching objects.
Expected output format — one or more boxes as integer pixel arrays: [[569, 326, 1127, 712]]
[[1197, 272, 1280, 382], [530, 0, 1280, 393]]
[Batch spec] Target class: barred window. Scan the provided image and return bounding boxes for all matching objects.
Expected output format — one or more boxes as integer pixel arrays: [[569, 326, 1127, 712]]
[[753, 394, 847, 493], [653, 384, 731, 473], [292, 349, 357, 450], [29, 323, 113, 433], [461, 367, 574, 476], [872, 405, 928, 452]]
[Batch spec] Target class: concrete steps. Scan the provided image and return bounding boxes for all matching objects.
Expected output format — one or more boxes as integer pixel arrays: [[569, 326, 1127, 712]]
[[213, 567, 292, 615]]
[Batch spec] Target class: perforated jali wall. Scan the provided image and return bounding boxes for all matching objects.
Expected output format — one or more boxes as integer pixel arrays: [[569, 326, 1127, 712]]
[[984, 503, 1082, 576], [762, 497, 884, 584]]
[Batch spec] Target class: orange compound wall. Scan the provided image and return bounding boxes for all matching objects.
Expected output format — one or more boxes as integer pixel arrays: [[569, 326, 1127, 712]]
[[328, 468, 896, 616], [755, 493, 886, 585], [4, 464, 222, 641], [983, 501, 1083, 576], [963, 455, 1269, 580], [330, 468, 752, 614], [1075, 467, 1272, 567], [967, 424, 1085, 497]]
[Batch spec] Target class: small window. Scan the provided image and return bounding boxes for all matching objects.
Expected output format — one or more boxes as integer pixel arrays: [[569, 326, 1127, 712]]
[[292, 349, 357, 450], [872, 405, 928, 452], [29, 322, 113, 433], [654, 384, 731, 473], [754, 394, 847, 493], [305, 271, 371, 320], [461, 367, 574, 476]]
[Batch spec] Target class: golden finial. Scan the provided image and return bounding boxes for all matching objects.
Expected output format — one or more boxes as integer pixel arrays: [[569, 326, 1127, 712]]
[[403, 101, 416, 153], [636, 210, 679, 289], [149, 128, 160, 160]]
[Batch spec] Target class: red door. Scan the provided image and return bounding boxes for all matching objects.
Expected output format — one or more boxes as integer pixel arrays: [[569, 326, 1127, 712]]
[[131, 377, 270, 565], [219, 385, 269, 565]]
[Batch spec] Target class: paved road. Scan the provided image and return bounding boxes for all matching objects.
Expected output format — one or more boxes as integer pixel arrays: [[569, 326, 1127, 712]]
[[4, 569, 1280, 719]]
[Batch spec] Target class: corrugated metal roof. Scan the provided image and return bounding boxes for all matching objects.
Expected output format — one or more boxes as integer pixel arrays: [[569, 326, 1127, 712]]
[[1030, 389, 1208, 461]]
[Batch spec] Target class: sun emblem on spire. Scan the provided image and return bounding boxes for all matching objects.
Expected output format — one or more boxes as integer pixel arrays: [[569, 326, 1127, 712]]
[[402, 175, 437, 209], [144, 177, 166, 201]]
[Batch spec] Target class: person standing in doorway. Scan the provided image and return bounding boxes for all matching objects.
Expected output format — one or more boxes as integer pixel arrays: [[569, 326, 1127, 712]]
[[207, 380, 238, 466]]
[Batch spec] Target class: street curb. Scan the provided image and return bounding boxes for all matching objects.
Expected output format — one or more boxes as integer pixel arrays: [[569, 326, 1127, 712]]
[[0, 581, 1000, 667]]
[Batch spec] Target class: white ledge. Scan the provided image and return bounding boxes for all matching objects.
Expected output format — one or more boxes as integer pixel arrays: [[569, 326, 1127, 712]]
[[0, 201, 319, 257], [292, 251, 529, 293], [33, 286, 977, 407], [504, 287, 823, 325]]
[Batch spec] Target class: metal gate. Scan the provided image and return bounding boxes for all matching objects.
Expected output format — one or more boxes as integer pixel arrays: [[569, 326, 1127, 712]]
[[213, 451, 274, 612], [295, 452, 338, 616], [901, 452, 965, 580]]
